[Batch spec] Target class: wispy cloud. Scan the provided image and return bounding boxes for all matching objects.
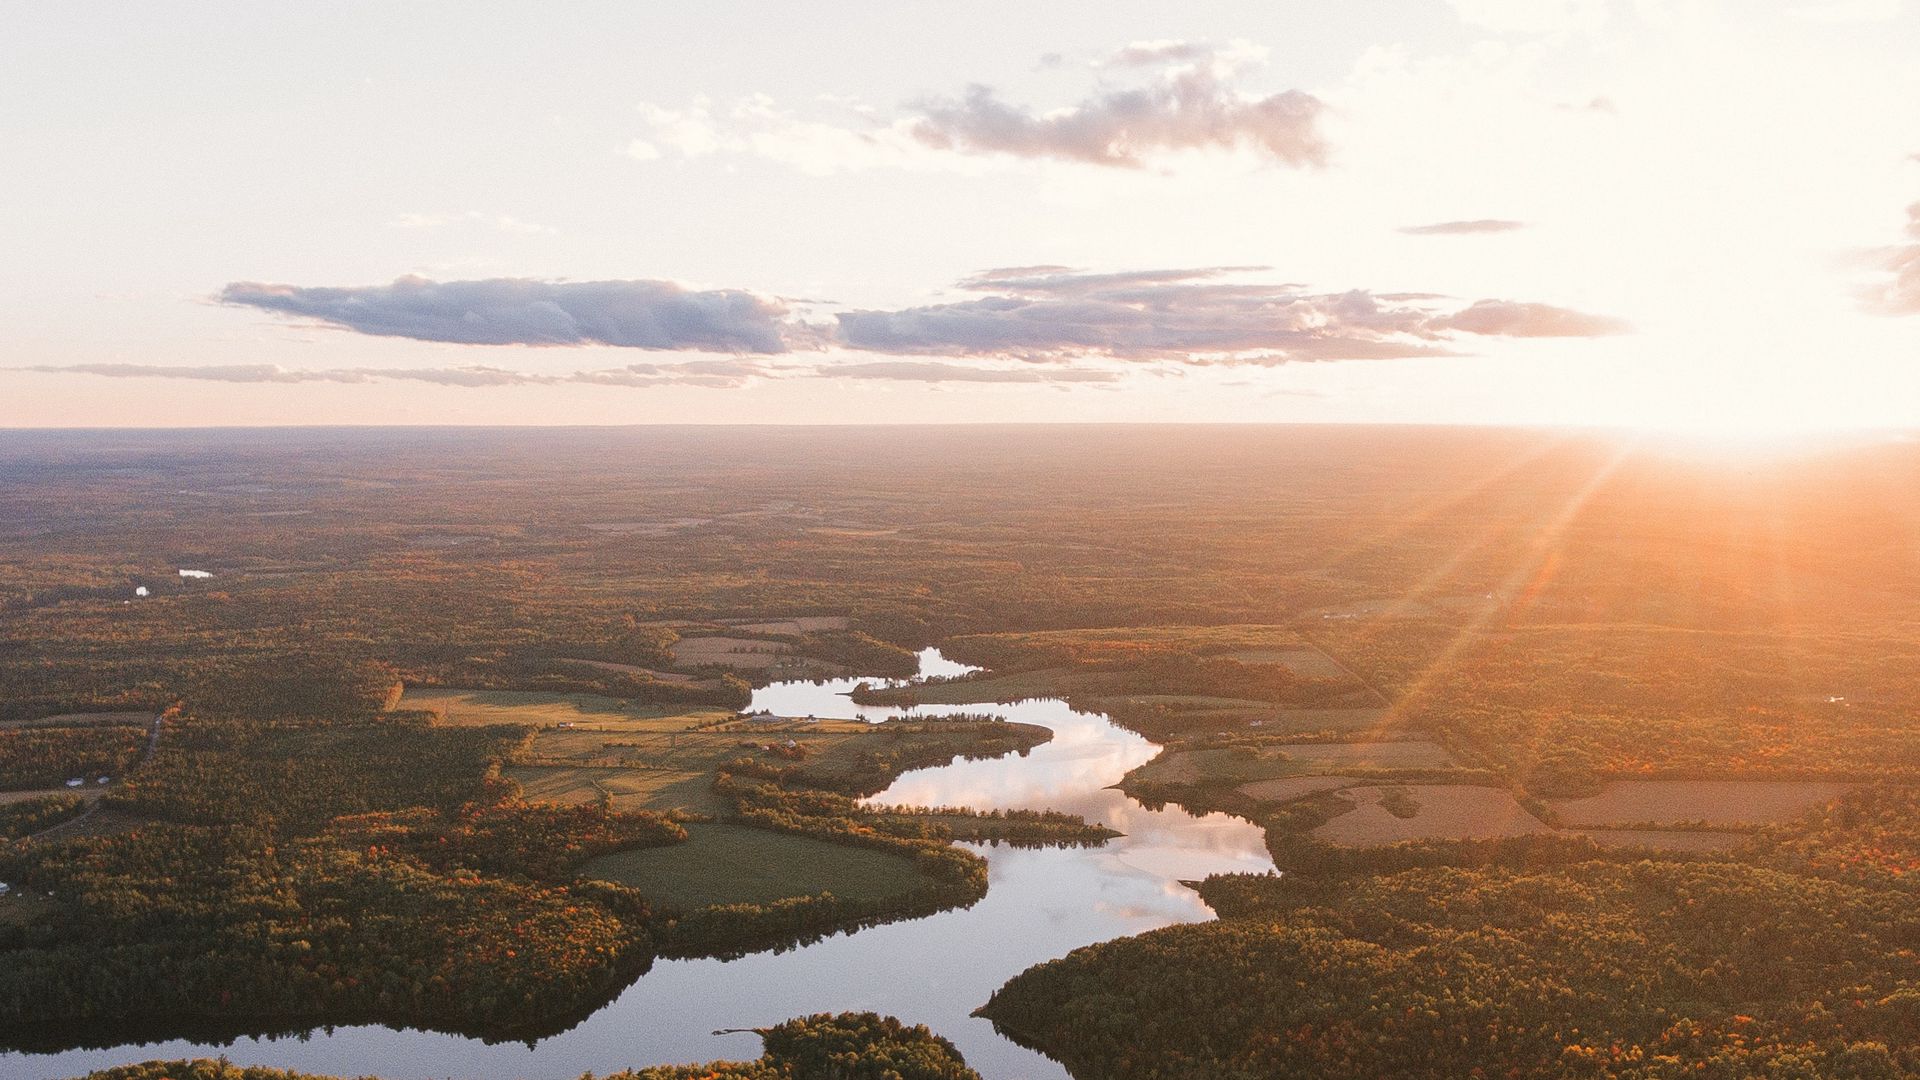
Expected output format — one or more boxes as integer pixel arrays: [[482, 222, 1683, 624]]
[[1398, 218, 1530, 235], [218, 276, 807, 353], [813, 360, 1120, 383], [1430, 299, 1630, 337], [1859, 202, 1920, 316], [568, 358, 775, 388], [18, 360, 778, 390], [629, 40, 1325, 174], [17, 362, 365, 384]]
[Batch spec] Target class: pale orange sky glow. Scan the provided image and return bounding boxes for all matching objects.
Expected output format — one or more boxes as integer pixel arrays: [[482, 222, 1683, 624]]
[[4, 1, 1917, 429]]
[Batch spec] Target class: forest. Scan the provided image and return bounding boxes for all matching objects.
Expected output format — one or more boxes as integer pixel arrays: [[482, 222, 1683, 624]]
[[982, 786, 1920, 1079], [6, 425, 1920, 1075]]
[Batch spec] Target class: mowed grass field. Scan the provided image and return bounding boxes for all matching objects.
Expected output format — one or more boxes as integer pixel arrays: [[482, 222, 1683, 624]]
[[500, 763, 730, 816], [1128, 739, 1457, 788], [577, 822, 933, 910], [407, 687, 868, 814]]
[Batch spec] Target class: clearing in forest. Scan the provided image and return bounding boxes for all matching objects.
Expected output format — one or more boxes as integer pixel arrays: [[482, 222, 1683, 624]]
[[577, 821, 933, 910], [501, 763, 728, 816], [399, 687, 731, 729], [553, 657, 694, 682], [670, 636, 803, 670], [1133, 739, 1456, 788], [1311, 784, 1554, 844]]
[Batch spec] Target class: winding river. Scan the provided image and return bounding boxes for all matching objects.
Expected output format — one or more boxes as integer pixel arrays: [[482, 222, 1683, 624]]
[[10, 649, 1275, 1080]]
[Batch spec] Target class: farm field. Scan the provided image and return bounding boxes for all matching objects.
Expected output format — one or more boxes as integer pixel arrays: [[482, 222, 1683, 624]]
[[1235, 774, 1363, 804], [1124, 738, 1455, 790], [1266, 740, 1456, 769], [1548, 779, 1860, 827], [670, 636, 802, 671], [578, 822, 935, 911], [553, 658, 695, 683], [501, 764, 728, 816], [1309, 783, 1554, 844]]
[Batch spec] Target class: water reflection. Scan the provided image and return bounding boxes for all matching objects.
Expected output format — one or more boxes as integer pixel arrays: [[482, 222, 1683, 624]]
[[11, 648, 1273, 1080]]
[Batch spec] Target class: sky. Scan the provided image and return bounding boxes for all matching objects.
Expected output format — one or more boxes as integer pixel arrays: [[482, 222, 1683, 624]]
[[3, 0, 1918, 429]]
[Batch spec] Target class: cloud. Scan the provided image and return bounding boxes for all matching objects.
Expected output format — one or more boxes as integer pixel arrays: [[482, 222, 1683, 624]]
[[373, 366, 552, 387], [18, 360, 779, 390], [17, 362, 365, 384], [813, 360, 1120, 383], [834, 268, 1629, 362], [630, 40, 1325, 174], [208, 267, 1629, 371], [569, 358, 776, 388], [909, 44, 1325, 168], [218, 276, 802, 353], [1398, 218, 1530, 235], [1430, 299, 1633, 337], [1859, 202, 1920, 315]]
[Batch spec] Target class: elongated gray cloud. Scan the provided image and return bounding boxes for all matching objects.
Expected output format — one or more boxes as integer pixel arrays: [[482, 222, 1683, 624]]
[[207, 268, 1627, 373], [911, 49, 1325, 168], [1399, 219, 1529, 235], [219, 276, 799, 353], [1860, 202, 1920, 316], [834, 269, 1627, 361]]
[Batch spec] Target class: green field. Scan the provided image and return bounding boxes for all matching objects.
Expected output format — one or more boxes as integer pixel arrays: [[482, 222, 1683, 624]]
[[578, 822, 934, 911]]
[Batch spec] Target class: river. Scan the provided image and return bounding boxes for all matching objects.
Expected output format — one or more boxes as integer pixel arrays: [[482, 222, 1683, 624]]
[[10, 649, 1275, 1080]]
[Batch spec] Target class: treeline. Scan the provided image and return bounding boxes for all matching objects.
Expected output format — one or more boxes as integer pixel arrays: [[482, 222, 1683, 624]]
[[982, 791, 1920, 1080], [796, 630, 919, 679], [0, 800, 685, 1042], [0, 724, 145, 790], [323, 799, 686, 881], [1755, 784, 1920, 887], [107, 713, 527, 832], [863, 804, 1121, 847], [0, 794, 87, 841], [625, 1012, 980, 1080], [68, 1011, 980, 1080], [726, 721, 1050, 798], [415, 655, 751, 710]]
